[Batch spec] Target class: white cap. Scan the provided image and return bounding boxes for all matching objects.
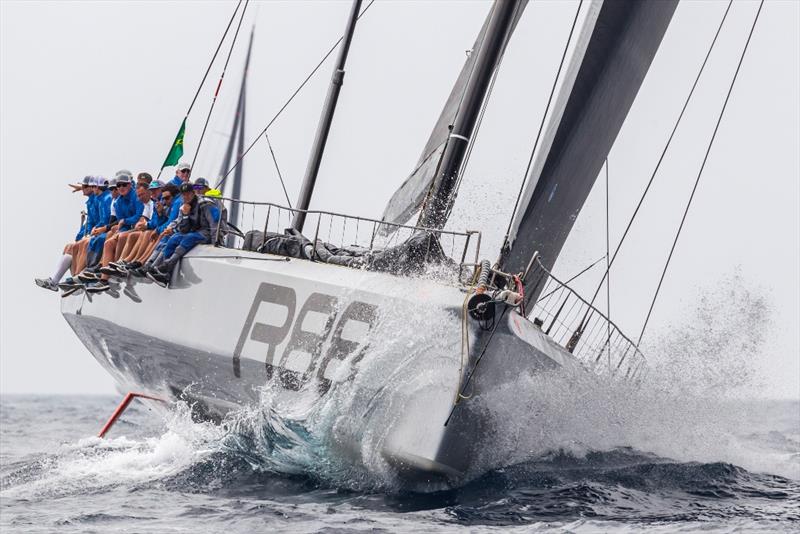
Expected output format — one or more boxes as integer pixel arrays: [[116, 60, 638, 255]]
[[176, 162, 191, 172]]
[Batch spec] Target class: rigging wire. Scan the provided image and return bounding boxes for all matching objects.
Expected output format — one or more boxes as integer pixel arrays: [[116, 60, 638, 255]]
[[604, 158, 611, 365], [191, 0, 250, 171], [583, 0, 734, 313], [265, 135, 293, 208], [155, 0, 243, 179], [501, 0, 583, 253], [637, 0, 765, 346], [215, 0, 377, 190], [537, 254, 606, 301], [185, 0, 243, 119]]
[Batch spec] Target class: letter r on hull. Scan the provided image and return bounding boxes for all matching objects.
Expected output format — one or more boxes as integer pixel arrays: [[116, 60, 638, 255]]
[[233, 282, 297, 378]]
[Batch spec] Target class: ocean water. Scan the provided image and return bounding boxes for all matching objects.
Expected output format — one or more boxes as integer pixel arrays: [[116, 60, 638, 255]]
[[1, 392, 797, 533]]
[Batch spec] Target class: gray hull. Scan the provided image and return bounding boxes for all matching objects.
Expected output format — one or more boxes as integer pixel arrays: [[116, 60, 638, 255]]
[[61, 246, 580, 485]]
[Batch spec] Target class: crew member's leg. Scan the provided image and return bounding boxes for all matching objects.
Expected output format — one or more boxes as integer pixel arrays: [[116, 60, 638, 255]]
[[121, 230, 149, 262], [136, 233, 161, 263], [149, 232, 207, 286]]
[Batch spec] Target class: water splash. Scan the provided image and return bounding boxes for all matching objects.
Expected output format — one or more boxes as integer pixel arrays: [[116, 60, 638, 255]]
[[1, 402, 224, 499]]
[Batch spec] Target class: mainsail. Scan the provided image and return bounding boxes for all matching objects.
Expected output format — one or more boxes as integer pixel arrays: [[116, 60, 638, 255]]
[[499, 0, 678, 304], [220, 26, 255, 237], [381, 0, 528, 228]]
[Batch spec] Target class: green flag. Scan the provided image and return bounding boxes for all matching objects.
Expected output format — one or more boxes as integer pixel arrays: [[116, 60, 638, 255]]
[[162, 119, 186, 168]]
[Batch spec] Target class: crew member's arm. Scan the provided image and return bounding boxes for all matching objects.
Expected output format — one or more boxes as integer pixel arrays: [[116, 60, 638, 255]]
[[119, 201, 144, 230]]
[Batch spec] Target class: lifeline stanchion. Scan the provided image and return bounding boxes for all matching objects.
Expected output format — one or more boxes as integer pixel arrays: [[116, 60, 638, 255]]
[[98, 392, 167, 438]]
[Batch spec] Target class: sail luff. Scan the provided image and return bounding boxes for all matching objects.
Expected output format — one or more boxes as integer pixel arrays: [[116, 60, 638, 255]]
[[220, 26, 254, 245], [380, 0, 528, 228], [218, 102, 242, 191], [220, 26, 254, 192], [418, 0, 522, 229], [499, 0, 678, 307], [229, 79, 247, 238]]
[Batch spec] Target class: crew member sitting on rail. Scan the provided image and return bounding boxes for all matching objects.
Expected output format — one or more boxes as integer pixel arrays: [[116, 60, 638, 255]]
[[131, 179, 187, 277], [108, 180, 171, 274], [136, 172, 152, 188], [194, 178, 229, 244], [35, 175, 97, 291], [84, 172, 143, 292], [127, 184, 179, 276], [169, 162, 191, 187], [79, 171, 133, 282], [102, 181, 156, 278], [66, 176, 115, 283], [147, 182, 220, 287]]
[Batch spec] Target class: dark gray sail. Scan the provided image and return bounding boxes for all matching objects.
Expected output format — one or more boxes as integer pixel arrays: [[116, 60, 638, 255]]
[[499, 0, 677, 305], [381, 0, 528, 228], [220, 26, 255, 240]]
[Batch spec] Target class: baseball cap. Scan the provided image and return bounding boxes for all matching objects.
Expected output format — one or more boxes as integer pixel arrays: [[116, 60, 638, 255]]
[[193, 177, 210, 189], [81, 175, 93, 186], [176, 162, 191, 172], [115, 169, 133, 183], [148, 180, 162, 190], [108, 178, 118, 189], [179, 182, 194, 193], [137, 172, 153, 184]]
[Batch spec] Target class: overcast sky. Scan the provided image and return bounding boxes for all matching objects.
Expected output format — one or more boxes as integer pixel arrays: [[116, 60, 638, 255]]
[[1, 0, 798, 398]]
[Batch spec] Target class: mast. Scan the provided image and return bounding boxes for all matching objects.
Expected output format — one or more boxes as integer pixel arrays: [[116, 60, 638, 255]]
[[220, 25, 255, 243], [292, 0, 362, 232], [417, 0, 520, 229]]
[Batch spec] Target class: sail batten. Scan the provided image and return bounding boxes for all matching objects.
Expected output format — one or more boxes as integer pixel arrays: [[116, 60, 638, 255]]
[[499, 0, 678, 305]]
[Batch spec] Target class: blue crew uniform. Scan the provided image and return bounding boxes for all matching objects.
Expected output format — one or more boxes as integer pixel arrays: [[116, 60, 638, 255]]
[[75, 194, 97, 241], [89, 185, 142, 254]]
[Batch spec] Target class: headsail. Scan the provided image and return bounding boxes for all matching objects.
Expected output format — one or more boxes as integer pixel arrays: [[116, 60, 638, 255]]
[[381, 0, 528, 228], [499, 0, 678, 304]]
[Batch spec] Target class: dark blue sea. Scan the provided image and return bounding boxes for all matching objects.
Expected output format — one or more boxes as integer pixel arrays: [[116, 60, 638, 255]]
[[0, 393, 797, 533]]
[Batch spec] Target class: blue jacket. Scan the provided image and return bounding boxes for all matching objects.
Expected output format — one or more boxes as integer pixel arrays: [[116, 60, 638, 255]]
[[75, 194, 97, 241], [148, 199, 169, 230], [97, 190, 113, 227], [114, 188, 144, 231], [168, 176, 186, 213], [156, 196, 182, 233]]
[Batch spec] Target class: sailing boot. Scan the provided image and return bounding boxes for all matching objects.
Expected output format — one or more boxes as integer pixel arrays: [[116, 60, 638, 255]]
[[147, 247, 187, 288]]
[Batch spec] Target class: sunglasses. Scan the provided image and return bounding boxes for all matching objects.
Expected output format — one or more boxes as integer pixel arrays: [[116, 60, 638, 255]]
[[117, 182, 131, 188], [179, 169, 191, 174]]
